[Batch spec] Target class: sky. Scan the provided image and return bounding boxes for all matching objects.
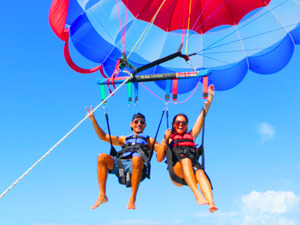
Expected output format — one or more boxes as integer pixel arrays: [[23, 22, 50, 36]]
[[1, 1, 300, 225]]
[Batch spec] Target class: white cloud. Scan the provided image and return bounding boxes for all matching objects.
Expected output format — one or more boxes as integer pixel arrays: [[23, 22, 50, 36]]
[[241, 191, 300, 225], [257, 123, 275, 141], [242, 191, 299, 214]]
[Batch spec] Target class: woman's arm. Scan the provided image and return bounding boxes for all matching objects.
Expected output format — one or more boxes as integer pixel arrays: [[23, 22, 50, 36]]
[[190, 85, 215, 140]]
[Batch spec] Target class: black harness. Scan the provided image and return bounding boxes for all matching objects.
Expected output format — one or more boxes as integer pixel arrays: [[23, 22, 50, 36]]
[[104, 108, 165, 188], [166, 108, 212, 188], [114, 135, 151, 187]]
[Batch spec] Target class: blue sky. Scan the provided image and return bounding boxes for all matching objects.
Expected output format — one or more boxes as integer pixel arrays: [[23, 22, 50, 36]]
[[1, 1, 300, 225]]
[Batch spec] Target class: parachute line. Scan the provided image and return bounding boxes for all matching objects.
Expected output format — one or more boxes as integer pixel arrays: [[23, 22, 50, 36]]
[[193, 0, 230, 33], [265, 3, 295, 44], [0, 77, 131, 200], [234, 25, 249, 68], [199, 0, 288, 53], [184, 0, 193, 55], [127, 0, 167, 59]]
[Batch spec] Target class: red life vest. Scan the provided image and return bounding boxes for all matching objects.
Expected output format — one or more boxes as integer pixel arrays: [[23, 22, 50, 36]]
[[170, 133, 196, 147]]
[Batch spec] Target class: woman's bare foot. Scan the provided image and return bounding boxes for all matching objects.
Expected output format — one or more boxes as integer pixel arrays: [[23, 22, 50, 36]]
[[91, 195, 108, 209], [209, 204, 218, 213], [195, 193, 209, 205]]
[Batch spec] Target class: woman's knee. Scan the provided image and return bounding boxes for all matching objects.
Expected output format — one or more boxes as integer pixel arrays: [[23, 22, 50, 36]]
[[195, 169, 206, 179], [180, 157, 193, 167]]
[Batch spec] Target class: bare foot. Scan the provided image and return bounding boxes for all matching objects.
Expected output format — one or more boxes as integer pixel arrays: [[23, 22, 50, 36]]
[[195, 194, 209, 205], [126, 198, 136, 210], [209, 205, 218, 213], [91, 195, 108, 209]]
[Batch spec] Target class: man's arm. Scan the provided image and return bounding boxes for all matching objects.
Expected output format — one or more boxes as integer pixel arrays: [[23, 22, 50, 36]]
[[147, 137, 161, 152], [86, 106, 125, 146]]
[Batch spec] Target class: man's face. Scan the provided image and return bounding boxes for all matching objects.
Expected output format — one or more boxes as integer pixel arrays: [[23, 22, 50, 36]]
[[130, 118, 146, 134]]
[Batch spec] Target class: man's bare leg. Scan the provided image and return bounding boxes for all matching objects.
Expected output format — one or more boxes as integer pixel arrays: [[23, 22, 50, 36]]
[[127, 156, 143, 210], [91, 153, 114, 209]]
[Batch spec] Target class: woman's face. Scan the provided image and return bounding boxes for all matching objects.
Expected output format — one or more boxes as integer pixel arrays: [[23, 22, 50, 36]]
[[173, 115, 188, 134]]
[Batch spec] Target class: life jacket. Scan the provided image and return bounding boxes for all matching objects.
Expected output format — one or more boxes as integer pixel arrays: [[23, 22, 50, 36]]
[[170, 133, 196, 148], [117, 134, 151, 163], [169, 132, 201, 168], [115, 134, 151, 187]]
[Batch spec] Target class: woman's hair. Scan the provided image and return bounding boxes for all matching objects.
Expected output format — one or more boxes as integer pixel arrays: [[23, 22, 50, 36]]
[[171, 113, 189, 133]]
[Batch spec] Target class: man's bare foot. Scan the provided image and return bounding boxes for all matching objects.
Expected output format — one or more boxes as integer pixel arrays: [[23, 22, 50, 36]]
[[126, 198, 136, 210], [91, 195, 108, 209], [209, 205, 218, 213]]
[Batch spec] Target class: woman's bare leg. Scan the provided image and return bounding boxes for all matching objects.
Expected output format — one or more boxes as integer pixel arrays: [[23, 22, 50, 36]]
[[173, 159, 208, 205], [195, 169, 218, 213]]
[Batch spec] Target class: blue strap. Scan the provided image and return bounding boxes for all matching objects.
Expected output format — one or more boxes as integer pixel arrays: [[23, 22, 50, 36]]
[[134, 82, 139, 104], [165, 80, 172, 101]]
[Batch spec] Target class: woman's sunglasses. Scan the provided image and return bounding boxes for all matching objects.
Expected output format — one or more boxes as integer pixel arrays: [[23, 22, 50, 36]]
[[174, 121, 188, 125], [133, 120, 145, 125]]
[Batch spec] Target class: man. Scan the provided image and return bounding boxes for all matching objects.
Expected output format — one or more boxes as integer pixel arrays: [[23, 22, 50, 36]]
[[86, 106, 159, 210]]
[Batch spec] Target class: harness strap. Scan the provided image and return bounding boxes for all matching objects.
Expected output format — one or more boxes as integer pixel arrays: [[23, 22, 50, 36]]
[[166, 147, 187, 186], [146, 107, 165, 178], [104, 109, 118, 156], [200, 107, 206, 169], [115, 158, 131, 187]]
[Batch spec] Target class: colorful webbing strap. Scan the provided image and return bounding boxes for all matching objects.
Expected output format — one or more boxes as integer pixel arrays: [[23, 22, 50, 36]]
[[99, 84, 107, 106], [134, 82, 139, 103], [127, 82, 132, 104], [202, 76, 208, 99], [165, 80, 172, 101], [172, 78, 178, 101]]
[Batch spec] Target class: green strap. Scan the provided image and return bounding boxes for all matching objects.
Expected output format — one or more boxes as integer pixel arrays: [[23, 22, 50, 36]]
[[127, 82, 132, 104], [100, 84, 107, 105]]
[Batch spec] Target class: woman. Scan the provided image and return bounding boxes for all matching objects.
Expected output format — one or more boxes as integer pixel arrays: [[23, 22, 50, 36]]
[[157, 85, 217, 213]]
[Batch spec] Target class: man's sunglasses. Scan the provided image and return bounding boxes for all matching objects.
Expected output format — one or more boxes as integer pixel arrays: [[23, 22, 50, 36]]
[[133, 120, 145, 125]]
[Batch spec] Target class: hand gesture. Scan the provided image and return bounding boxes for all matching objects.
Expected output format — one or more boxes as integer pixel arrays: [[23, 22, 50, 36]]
[[85, 106, 95, 121]]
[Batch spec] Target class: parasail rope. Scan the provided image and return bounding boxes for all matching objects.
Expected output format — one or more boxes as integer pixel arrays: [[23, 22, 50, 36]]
[[0, 76, 132, 200], [127, 0, 167, 59]]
